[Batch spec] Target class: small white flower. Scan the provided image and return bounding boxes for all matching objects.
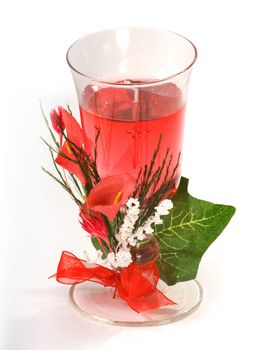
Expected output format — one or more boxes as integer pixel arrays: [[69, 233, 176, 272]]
[[155, 199, 173, 216], [126, 198, 140, 209], [153, 213, 163, 225], [127, 209, 140, 220], [116, 197, 141, 249], [135, 227, 146, 241], [141, 218, 153, 234], [127, 235, 137, 246], [122, 241, 129, 249], [123, 216, 134, 228], [116, 249, 133, 267], [106, 248, 133, 268], [115, 197, 172, 253], [126, 206, 139, 220], [106, 252, 117, 268]]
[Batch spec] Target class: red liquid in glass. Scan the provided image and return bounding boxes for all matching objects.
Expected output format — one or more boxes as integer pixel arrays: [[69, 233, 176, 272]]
[[80, 81, 185, 188]]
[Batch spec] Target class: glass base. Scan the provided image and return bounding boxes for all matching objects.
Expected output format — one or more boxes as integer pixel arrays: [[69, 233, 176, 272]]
[[69, 279, 203, 326]]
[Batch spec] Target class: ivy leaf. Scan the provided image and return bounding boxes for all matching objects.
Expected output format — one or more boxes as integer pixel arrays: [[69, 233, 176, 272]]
[[155, 177, 236, 285]]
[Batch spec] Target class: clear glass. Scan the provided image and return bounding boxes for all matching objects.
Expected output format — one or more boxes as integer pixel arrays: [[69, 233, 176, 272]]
[[69, 279, 203, 326], [66, 28, 200, 325], [67, 27, 197, 189], [131, 235, 160, 265]]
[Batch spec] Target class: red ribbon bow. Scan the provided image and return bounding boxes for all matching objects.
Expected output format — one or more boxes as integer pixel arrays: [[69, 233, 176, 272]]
[[52, 251, 176, 313]]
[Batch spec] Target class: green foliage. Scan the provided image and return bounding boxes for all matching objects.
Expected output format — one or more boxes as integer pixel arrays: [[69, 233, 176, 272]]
[[133, 135, 180, 229], [155, 177, 236, 285]]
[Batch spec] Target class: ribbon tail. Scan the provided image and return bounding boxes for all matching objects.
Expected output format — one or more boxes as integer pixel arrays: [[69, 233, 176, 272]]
[[50, 251, 116, 286], [125, 288, 176, 313], [116, 262, 177, 313]]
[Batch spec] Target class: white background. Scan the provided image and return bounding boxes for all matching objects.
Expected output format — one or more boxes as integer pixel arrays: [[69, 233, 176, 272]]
[[1, 0, 258, 349]]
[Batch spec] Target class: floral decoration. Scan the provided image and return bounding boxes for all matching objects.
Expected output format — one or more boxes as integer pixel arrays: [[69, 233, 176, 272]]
[[42, 106, 236, 312]]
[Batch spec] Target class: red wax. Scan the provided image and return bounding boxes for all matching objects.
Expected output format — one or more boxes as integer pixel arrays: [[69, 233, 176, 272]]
[[80, 81, 185, 187]]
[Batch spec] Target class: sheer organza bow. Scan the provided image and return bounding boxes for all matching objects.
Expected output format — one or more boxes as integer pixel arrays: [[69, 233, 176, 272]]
[[51, 251, 176, 313]]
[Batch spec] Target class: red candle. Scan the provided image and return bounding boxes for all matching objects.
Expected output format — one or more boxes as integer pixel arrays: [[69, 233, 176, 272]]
[[66, 28, 197, 194], [80, 80, 184, 189]]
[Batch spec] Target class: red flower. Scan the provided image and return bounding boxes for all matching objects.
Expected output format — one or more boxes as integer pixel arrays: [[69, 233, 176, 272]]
[[79, 205, 108, 241], [50, 106, 65, 137], [59, 108, 84, 148], [56, 141, 86, 185], [87, 175, 135, 221], [54, 108, 86, 185]]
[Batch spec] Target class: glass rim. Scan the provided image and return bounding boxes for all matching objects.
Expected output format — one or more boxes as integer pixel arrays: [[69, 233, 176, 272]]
[[66, 27, 198, 87]]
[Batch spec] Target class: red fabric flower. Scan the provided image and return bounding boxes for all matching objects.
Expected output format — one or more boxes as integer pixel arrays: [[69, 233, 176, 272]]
[[59, 108, 84, 148], [54, 108, 86, 185], [79, 203, 108, 241], [87, 175, 135, 221], [55, 141, 86, 185], [50, 106, 65, 137]]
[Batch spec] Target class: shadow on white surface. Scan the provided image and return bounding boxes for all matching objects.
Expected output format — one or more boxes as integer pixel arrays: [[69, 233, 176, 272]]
[[4, 286, 121, 350], [3, 254, 227, 350]]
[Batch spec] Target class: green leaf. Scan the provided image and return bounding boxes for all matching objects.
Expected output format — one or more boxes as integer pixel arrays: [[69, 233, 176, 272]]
[[91, 237, 102, 251], [90, 237, 110, 257], [155, 177, 236, 285]]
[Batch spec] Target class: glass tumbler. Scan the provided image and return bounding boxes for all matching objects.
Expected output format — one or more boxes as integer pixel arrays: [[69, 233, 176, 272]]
[[67, 27, 197, 194]]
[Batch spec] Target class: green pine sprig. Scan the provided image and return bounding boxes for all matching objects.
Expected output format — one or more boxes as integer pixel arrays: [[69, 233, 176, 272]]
[[41, 105, 102, 208], [133, 135, 180, 229]]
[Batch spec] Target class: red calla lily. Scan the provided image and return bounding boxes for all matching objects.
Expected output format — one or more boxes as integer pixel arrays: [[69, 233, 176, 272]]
[[87, 174, 135, 221], [56, 141, 86, 185], [54, 108, 86, 185], [60, 108, 84, 148]]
